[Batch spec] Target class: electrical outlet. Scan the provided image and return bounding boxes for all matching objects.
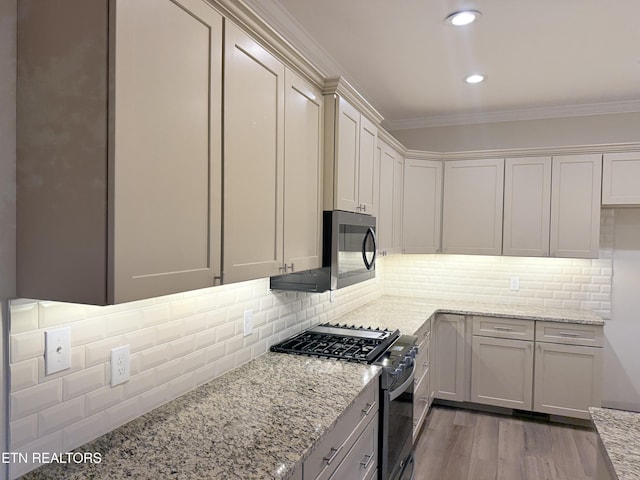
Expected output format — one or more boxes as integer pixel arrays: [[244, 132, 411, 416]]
[[244, 309, 253, 337], [509, 276, 520, 291], [110, 345, 130, 387], [45, 327, 71, 375]]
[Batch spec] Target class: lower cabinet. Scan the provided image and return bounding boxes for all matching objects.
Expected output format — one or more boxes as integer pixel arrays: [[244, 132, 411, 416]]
[[303, 380, 378, 480], [464, 316, 603, 420], [413, 317, 433, 440], [433, 314, 467, 402], [533, 341, 603, 420], [471, 336, 533, 410], [470, 316, 534, 410]]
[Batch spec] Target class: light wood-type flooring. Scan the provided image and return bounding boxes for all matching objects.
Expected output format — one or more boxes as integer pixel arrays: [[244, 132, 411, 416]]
[[414, 405, 596, 480]]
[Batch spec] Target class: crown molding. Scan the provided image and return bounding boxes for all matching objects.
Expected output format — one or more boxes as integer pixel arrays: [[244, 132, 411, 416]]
[[385, 100, 640, 131], [211, 0, 325, 86], [440, 142, 640, 161], [322, 77, 384, 125]]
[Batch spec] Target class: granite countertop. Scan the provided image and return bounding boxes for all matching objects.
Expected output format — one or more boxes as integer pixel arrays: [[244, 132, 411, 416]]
[[23, 354, 380, 480], [334, 296, 604, 335], [22, 295, 602, 479], [590, 407, 640, 480]]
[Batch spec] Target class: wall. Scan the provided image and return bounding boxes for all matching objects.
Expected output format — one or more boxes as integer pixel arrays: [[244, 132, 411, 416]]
[[605, 208, 640, 411], [385, 209, 614, 321], [391, 112, 640, 153], [7, 268, 383, 478], [0, 1, 17, 480]]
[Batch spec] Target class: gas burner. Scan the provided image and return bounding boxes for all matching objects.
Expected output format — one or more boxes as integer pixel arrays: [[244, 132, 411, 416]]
[[270, 323, 400, 364]]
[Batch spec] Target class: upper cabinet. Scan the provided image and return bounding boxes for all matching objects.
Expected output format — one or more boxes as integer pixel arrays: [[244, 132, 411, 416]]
[[503, 157, 552, 257], [402, 158, 443, 254], [442, 159, 504, 255], [223, 23, 323, 283], [282, 70, 324, 273], [324, 96, 379, 215], [377, 139, 404, 255], [17, 0, 223, 305], [550, 154, 602, 259], [602, 152, 640, 205]]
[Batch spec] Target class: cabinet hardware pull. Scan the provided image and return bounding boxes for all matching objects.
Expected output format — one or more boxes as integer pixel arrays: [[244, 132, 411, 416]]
[[559, 332, 581, 337], [279, 265, 286, 273], [361, 402, 374, 416], [493, 326, 514, 331], [286, 263, 295, 272], [360, 453, 374, 469], [323, 445, 343, 465]]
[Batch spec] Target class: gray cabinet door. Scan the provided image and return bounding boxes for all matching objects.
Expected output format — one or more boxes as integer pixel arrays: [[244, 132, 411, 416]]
[[112, 0, 223, 302]]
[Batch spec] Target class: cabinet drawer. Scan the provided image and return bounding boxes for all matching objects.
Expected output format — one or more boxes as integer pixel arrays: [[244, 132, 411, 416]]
[[414, 336, 430, 383], [414, 317, 432, 342], [413, 366, 430, 437], [535, 321, 603, 347], [329, 413, 378, 480], [472, 316, 534, 341], [304, 380, 378, 480]]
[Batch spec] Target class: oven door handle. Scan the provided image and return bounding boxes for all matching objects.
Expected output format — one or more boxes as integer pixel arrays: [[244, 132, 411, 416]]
[[388, 368, 415, 402]]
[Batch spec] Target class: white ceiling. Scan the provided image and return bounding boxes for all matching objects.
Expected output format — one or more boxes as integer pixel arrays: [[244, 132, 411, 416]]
[[243, 0, 640, 129]]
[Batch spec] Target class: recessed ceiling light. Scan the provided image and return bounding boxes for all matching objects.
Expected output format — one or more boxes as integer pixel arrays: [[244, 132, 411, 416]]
[[465, 74, 485, 84], [446, 10, 482, 26]]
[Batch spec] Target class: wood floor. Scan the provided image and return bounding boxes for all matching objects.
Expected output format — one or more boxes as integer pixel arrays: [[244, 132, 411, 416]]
[[413, 405, 596, 480]]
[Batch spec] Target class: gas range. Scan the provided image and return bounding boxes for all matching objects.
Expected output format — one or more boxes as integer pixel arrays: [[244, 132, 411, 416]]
[[270, 323, 401, 364]]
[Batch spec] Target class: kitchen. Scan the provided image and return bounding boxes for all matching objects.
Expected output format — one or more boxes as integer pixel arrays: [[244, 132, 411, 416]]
[[1, 0, 640, 479]]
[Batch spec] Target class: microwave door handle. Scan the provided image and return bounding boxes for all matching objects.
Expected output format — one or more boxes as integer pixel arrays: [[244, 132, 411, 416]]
[[362, 227, 377, 271]]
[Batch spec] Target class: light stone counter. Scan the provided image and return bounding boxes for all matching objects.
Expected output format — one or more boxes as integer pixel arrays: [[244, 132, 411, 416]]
[[590, 407, 640, 480], [333, 295, 604, 335], [22, 354, 380, 480]]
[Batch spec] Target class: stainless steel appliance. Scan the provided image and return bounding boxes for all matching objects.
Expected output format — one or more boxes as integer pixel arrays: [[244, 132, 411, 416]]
[[269, 210, 377, 292], [270, 323, 417, 480]]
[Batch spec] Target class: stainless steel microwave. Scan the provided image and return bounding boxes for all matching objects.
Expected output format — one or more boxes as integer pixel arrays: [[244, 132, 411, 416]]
[[270, 210, 377, 292]]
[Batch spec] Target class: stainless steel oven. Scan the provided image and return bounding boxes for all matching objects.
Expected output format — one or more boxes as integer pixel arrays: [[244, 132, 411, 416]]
[[378, 335, 416, 480]]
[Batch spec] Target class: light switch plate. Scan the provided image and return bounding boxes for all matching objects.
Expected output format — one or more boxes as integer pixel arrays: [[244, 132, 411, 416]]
[[509, 276, 520, 291], [45, 327, 71, 375], [110, 345, 130, 387]]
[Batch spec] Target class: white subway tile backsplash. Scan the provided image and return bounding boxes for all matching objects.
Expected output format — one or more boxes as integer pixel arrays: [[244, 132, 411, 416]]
[[9, 431, 63, 480], [155, 320, 182, 345], [38, 397, 85, 436], [10, 358, 39, 392], [123, 370, 156, 399], [9, 302, 38, 334], [138, 344, 171, 372], [38, 346, 85, 384], [105, 310, 142, 337], [85, 386, 124, 416], [62, 412, 106, 452], [140, 304, 171, 328], [71, 317, 107, 346], [9, 239, 613, 479], [9, 414, 38, 448], [85, 337, 123, 368], [154, 359, 182, 385], [10, 330, 44, 363], [62, 364, 105, 401], [38, 301, 85, 329], [105, 397, 141, 431], [10, 380, 62, 421]]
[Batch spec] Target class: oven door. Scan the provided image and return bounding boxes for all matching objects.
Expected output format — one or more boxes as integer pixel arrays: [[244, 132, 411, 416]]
[[381, 365, 415, 480]]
